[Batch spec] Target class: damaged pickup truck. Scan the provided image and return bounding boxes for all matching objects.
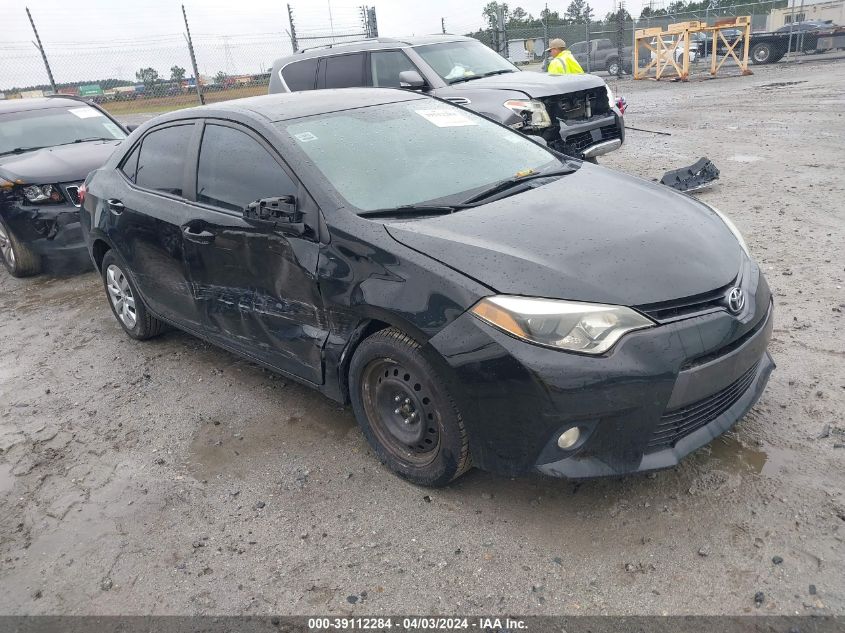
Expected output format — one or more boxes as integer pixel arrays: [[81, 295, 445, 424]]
[[0, 96, 127, 277], [268, 35, 624, 160]]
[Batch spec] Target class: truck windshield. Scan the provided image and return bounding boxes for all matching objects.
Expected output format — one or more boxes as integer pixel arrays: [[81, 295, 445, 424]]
[[0, 105, 125, 156], [279, 99, 559, 212], [414, 41, 519, 84]]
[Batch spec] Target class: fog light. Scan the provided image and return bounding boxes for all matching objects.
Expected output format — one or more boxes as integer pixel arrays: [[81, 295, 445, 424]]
[[557, 427, 581, 449]]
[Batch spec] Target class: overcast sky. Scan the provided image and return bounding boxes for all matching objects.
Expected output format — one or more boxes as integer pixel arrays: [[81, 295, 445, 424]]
[[1, 0, 627, 89]]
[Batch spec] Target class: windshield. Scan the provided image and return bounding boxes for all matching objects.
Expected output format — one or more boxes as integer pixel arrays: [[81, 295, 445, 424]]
[[414, 41, 519, 84], [0, 104, 125, 155], [279, 100, 559, 212]]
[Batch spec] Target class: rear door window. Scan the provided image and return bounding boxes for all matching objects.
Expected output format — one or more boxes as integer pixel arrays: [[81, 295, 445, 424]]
[[321, 53, 365, 88], [369, 50, 418, 87], [281, 58, 318, 91], [195, 123, 296, 211], [135, 124, 193, 196]]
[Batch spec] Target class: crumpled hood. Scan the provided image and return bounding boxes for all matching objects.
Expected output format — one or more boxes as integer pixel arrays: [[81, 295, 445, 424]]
[[385, 165, 742, 306], [0, 140, 122, 184], [448, 70, 606, 98]]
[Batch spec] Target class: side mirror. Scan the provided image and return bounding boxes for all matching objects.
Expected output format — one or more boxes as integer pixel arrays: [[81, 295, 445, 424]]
[[399, 70, 426, 90], [244, 195, 305, 235], [126, 124, 138, 132]]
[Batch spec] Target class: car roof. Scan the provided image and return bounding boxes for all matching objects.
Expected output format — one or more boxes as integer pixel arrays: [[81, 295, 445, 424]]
[[0, 96, 91, 115], [152, 88, 429, 125], [275, 34, 475, 63]]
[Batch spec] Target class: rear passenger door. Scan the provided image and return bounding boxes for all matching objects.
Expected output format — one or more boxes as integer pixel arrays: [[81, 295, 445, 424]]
[[109, 122, 204, 331], [181, 120, 327, 384], [317, 53, 366, 88]]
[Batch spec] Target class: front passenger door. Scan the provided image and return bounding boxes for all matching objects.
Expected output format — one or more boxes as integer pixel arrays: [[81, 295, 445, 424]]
[[181, 121, 327, 384]]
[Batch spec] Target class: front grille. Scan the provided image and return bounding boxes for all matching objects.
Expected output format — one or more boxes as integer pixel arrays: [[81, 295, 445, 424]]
[[63, 184, 82, 207], [637, 283, 733, 323], [561, 125, 621, 152], [647, 361, 760, 451]]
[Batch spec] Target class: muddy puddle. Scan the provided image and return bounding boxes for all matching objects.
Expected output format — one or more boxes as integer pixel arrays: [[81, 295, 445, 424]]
[[705, 433, 793, 477], [187, 399, 356, 480]]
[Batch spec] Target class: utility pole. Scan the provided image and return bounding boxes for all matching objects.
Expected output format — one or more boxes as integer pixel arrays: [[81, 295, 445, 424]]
[[182, 4, 205, 105], [616, 0, 626, 78], [441, 17, 446, 34], [26, 7, 57, 93], [542, 3, 549, 51], [287, 4, 298, 52]]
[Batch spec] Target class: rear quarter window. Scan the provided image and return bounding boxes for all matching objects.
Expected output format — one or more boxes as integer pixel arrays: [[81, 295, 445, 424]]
[[281, 58, 318, 91]]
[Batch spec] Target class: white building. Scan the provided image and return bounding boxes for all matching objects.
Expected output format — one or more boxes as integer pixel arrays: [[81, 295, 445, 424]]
[[767, 0, 845, 30]]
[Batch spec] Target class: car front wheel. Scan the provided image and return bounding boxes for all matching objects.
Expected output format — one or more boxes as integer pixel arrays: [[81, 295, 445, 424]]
[[0, 218, 41, 277], [100, 250, 166, 340], [349, 327, 472, 487]]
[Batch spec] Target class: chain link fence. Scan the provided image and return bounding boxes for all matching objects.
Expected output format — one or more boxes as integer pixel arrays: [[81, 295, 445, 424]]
[[0, 3, 375, 118], [463, 0, 844, 78]]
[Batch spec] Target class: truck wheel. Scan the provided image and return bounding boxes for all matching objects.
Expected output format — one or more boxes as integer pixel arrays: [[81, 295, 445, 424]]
[[606, 58, 620, 76], [750, 42, 774, 64], [349, 327, 472, 487], [0, 217, 41, 277]]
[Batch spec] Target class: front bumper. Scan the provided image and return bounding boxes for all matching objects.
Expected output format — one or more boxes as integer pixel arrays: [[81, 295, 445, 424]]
[[427, 271, 774, 479], [547, 111, 626, 159], [1, 202, 91, 274]]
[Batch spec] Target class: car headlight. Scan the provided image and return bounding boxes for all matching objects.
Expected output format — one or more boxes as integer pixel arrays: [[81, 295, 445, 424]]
[[706, 204, 749, 255], [471, 296, 655, 354], [606, 85, 614, 109], [503, 99, 552, 129], [23, 184, 63, 204]]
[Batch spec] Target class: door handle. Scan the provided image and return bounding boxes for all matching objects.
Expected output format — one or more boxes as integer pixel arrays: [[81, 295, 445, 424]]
[[107, 199, 124, 215], [182, 225, 215, 244]]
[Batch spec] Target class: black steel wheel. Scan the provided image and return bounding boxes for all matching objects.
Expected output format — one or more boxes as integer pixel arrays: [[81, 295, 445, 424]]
[[349, 327, 471, 486]]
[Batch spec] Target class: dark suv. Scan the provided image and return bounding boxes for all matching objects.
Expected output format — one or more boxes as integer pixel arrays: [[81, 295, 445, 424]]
[[0, 96, 127, 276], [269, 35, 624, 160]]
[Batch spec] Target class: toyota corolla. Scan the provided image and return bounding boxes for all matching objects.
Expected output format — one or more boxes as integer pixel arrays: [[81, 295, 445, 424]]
[[79, 89, 774, 487]]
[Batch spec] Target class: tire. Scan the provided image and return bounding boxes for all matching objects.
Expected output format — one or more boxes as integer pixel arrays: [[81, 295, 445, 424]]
[[100, 250, 166, 340], [750, 42, 773, 64], [0, 217, 41, 277], [349, 327, 472, 487], [606, 58, 620, 76]]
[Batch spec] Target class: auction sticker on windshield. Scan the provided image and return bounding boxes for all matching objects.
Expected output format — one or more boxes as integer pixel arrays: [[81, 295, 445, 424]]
[[68, 107, 102, 119], [414, 109, 478, 127]]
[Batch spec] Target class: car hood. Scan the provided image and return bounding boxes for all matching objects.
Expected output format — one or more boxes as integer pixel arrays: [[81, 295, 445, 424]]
[[0, 140, 122, 184], [448, 70, 606, 98], [384, 165, 742, 306]]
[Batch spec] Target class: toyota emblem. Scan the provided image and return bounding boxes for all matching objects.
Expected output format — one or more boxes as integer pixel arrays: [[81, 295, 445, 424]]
[[727, 287, 745, 314]]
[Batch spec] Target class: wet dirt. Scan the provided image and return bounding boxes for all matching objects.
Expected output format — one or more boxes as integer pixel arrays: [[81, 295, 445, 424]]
[[1, 59, 844, 616]]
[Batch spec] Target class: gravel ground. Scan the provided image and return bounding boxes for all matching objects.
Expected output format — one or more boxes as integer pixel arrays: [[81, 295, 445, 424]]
[[1, 57, 843, 616]]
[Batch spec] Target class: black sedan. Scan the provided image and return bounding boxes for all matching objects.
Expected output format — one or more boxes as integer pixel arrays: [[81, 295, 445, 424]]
[[0, 96, 126, 276], [80, 89, 774, 486]]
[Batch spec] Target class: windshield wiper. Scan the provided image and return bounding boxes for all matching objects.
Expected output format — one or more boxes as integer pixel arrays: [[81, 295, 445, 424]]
[[460, 168, 575, 205], [52, 137, 115, 147], [482, 69, 517, 77], [0, 146, 47, 157], [359, 204, 464, 219]]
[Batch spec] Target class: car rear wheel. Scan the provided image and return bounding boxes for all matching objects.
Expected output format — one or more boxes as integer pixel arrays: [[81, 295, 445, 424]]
[[349, 327, 472, 487], [0, 218, 41, 277], [100, 250, 166, 340]]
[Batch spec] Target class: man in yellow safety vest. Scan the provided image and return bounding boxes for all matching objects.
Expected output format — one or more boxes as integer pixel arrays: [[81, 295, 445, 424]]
[[546, 38, 584, 75]]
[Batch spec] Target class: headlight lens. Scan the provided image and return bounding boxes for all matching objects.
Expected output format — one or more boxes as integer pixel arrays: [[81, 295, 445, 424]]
[[606, 85, 614, 109], [503, 99, 552, 129], [471, 296, 655, 354], [707, 204, 749, 255], [23, 184, 62, 203]]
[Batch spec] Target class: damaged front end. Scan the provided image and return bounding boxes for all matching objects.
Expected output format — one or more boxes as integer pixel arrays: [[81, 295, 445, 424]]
[[0, 179, 92, 273], [541, 86, 625, 159]]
